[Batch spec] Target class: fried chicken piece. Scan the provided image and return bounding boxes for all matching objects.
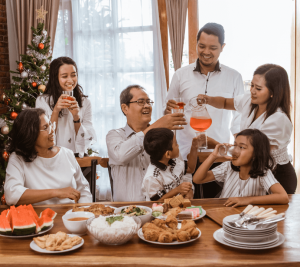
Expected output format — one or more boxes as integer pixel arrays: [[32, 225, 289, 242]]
[[152, 219, 167, 228], [186, 227, 199, 238], [181, 220, 197, 231], [177, 230, 191, 242], [165, 215, 178, 230], [144, 229, 160, 241], [165, 207, 182, 217], [158, 232, 173, 243], [72, 206, 85, 212], [142, 223, 163, 234]]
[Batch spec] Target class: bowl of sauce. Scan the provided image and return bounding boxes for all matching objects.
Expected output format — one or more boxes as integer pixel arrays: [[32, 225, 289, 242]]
[[62, 211, 95, 235]]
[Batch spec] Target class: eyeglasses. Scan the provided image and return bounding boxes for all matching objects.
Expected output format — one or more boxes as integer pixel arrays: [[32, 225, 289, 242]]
[[40, 121, 56, 134], [128, 99, 154, 106]]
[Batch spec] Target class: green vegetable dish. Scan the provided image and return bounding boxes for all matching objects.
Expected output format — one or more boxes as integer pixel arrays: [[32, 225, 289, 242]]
[[121, 205, 148, 216]]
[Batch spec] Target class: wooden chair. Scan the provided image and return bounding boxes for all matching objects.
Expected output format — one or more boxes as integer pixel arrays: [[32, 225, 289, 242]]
[[76, 156, 109, 202]]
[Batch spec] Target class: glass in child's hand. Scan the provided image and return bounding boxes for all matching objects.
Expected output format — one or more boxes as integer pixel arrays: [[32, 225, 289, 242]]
[[219, 145, 241, 157]]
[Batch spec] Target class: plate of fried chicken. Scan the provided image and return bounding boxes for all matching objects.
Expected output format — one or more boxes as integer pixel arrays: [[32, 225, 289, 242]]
[[138, 215, 201, 245]]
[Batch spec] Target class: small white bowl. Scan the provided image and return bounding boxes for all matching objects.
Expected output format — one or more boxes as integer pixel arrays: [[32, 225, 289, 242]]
[[62, 211, 95, 235], [114, 206, 152, 226]]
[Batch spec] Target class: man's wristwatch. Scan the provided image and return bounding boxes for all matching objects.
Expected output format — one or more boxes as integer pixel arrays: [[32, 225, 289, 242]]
[[73, 118, 81, 123]]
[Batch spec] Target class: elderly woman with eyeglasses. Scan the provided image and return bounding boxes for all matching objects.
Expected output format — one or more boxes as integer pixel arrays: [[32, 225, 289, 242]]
[[4, 108, 92, 206]]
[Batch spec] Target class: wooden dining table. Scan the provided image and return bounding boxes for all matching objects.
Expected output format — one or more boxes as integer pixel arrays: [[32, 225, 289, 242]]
[[0, 195, 300, 267]]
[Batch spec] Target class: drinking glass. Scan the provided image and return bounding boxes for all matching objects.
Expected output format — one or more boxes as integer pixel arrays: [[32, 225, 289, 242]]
[[173, 97, 186, 112], [219, 145, 241, 158], [62, 90, 74, 101], [189, 96, 212, 150]]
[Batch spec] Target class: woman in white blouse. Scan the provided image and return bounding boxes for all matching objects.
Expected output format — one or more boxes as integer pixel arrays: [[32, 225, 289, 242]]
[[35, 57, 96, 157], [198, 64, 297, 194], [4, 108, 92, 205]]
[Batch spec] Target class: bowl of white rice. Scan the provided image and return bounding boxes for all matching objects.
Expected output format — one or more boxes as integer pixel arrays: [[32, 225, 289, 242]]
[[86, 215, 141, 245]]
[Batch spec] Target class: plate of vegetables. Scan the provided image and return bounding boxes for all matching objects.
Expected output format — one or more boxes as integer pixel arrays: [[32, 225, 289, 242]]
[[114, 205, 152, 226]]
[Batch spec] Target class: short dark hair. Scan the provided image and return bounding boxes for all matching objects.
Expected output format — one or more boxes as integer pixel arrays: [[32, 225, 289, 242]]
[[197, 22, 225, 46], [7, 108, 46, 162], [44, 56, 87, 118], [249, 64, 291, 123], [231, 129, 275, 178], [120, 84, 145, 116], [144, 128, 174, 162]]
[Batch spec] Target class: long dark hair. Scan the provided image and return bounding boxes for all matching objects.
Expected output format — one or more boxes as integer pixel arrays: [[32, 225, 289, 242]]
[[249, 64, 291, 123], [7, 108, 46, 162], [231, 129, 275, 178], [44, 57, 87, 117]]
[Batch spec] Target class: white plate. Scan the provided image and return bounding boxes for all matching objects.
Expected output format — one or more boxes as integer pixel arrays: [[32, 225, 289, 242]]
[[138, 225, 201, 245], [65, 205, 116, 215], [0, 224, 54, 239], [178, 208, 206, 222], [223, 232, 279, 246], [30, 234, 84, 253], [213, 228, 285, 250]]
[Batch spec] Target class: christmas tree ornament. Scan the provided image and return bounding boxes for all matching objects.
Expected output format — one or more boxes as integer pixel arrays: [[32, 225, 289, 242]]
[[20, 71, 28, 78], [16, 102, 20, 106], [14, 92, 19, 98], [10, 112, 18, 120], [40, 65, 46, 71], [36, 5, 48, 21], [38, 84, 46, 93], [32, 82, 37, 88], [2, 150, 9, 162], [21, 103, 28, 110], [4, 98, 10, 105], [0, 93, 5, 102], [38, 43, 44, 50], [1, 126, 9, 135], [18, 62, 24, 73]]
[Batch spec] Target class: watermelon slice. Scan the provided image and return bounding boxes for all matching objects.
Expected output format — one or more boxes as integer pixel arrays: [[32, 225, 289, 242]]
[[1, 210, 8, 217], [10, 209, 36, 236], [26, 204, 39, 221], [37, 216, 53, 231], [0, 214, 12, 235], [40, 208, 57, 220]]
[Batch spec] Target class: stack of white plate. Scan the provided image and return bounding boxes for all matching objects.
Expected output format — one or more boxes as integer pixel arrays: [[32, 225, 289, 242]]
[[213, 214, 285, 250]]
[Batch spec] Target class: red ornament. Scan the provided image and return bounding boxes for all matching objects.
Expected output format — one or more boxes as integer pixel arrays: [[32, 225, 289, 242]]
[[32, 82, 37, 88], [10, 111, 18, 120], [4, 98, 10, 105], [2, 151, 9, 162], [18, 62, 24, 73], [38, 43, 44, 50], [1, 194, 5, 205]]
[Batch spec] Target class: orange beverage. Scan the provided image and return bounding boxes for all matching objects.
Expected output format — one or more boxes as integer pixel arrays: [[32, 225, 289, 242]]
[[190, 116, 212, 132], [65, 96, 74, 101], [177, 102, 185, 109]]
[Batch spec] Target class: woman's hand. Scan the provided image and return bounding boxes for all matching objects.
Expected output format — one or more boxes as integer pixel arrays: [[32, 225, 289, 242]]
[[54, 95, 71, 113], [68, 98, 80, 119], [224, 197, 251, 208], [56, 187, 81, 203], [176, 182, 192, 195]]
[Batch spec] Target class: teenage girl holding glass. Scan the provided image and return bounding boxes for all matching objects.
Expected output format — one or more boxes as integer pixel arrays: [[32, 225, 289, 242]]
[[36, 57, 97, 157], [197, 64, 297, 194]]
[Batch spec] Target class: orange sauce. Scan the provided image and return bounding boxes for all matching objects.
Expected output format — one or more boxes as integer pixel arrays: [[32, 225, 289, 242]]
[[190, 117, 212, 132], [68, 217, 89, 221]]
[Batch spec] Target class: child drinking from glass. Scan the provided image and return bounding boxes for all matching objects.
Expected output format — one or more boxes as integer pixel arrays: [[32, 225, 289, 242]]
[[193, 129, 289, 207], [141, 128, 198, 201]]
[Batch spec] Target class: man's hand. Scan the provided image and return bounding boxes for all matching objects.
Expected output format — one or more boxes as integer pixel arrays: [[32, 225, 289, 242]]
[[224, 197, 251, 208], [56, 187, 81, 203], [176, 182, 192, 195], [145, 113, 187, 134], [165, 99, 179, 114]]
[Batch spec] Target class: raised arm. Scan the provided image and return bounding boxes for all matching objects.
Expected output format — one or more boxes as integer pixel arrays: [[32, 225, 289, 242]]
[[198, 95, 235, 110]]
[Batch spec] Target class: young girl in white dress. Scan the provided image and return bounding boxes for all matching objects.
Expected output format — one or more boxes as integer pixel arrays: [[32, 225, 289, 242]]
[[198, 64, 297, 193], [193, 129, 289, 207], [36, 57, 96, 157]]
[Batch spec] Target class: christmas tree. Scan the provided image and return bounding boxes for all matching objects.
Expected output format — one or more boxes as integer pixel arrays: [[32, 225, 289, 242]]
[[0, 21, 52, 202]]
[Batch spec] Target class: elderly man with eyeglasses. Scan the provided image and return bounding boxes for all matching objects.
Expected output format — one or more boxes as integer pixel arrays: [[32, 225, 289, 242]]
[[106, 85, 187, 202]]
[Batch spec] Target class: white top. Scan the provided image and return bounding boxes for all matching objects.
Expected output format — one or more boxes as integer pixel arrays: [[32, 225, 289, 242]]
[[165, 60, 244, 159], [4, 147, 92, 205], [234, 91, 292, 165], [36, 95, 97, 157], [141, 158, 193, 201], [106, 124, 150, 202], [211, 161, 279, 198]]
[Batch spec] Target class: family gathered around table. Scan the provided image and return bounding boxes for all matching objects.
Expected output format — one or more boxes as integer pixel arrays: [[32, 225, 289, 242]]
[[0, 23, 297, 257]]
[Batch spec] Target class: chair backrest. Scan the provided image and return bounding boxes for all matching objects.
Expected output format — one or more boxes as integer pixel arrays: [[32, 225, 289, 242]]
[[107, 162, 114, 200]]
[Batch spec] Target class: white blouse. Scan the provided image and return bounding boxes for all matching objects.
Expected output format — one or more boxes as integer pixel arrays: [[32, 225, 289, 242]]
[[36, 95, 97, 157], [234, 91, 292, 165], [141, 158, 193, 201], [212, 161, 279, 198], [4, 147, 92, 205]]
